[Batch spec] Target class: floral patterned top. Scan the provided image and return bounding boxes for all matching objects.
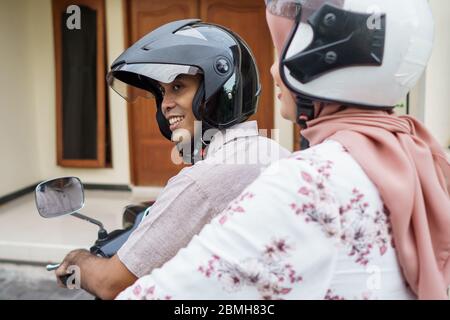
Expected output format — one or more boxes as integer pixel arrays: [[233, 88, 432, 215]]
[[116, 140, 415, 300]]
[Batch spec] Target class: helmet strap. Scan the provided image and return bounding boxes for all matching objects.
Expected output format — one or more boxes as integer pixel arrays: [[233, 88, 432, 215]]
[[177, 115, 213, 165], [188, 81, 210, 164], [192, 81, 205, 121], [295, 96, 315, 150]]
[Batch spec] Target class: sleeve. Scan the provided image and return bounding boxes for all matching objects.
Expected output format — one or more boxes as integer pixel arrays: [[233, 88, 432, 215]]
[[117, 171, 211, 277], [116, 158, 342, 300]]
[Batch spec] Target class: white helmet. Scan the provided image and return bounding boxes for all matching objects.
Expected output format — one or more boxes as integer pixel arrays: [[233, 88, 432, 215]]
[[266, 0, 434, 108]]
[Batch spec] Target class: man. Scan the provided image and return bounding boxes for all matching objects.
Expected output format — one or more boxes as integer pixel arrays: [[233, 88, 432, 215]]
[[55, 19, 289, 299]]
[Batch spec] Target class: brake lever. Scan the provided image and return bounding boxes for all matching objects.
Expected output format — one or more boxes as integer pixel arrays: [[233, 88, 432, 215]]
[[46, 263, 61, 271]]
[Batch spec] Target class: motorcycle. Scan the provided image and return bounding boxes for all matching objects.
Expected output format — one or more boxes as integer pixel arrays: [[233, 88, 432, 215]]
[[34, 176, 153, 287]]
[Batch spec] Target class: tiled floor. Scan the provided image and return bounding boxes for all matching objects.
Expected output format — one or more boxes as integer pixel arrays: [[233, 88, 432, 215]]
[[0, 262, 93, 300], [0, 189, 158, 300], [0, 189, 146, 264]]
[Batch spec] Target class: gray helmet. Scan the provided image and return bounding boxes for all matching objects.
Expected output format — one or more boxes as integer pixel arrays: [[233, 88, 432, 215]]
[[107, 19, 261, 140]]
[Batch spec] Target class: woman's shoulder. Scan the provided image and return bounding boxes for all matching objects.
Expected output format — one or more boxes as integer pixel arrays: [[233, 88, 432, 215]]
[[289, 140, 347, 161], [261, 140, 347, 181]]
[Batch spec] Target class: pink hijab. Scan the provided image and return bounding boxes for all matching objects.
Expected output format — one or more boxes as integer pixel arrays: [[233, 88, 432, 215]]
[[266, 11, 450, 299], [303, 104, 450, 300]]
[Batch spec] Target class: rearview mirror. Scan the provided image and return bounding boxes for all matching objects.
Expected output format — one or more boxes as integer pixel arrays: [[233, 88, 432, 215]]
[[35, 177, 85, 218]]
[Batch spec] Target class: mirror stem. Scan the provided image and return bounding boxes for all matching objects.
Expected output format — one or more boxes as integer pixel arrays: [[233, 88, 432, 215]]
[[71, 212, 108, 240]]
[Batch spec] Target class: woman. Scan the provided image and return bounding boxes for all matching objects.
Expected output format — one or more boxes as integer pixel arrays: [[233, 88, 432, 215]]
[[117, 0, 449, 300]]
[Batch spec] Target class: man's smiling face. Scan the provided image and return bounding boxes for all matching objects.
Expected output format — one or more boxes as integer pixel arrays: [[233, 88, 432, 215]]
[[160, 74, 202, 143]]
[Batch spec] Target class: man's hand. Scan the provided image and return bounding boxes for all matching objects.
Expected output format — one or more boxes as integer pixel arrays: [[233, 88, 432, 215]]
[[55, 249, 92, 288], [54, 249, 137, 299]]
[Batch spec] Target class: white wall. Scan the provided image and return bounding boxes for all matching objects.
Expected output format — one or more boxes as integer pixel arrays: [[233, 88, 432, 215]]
[[423, 0, 450, 150], [0, 0, 40, 196]]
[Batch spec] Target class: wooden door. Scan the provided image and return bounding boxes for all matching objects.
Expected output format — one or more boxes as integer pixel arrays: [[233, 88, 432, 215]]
[[126, 0, 274, 186], [200, 0, 274, 134]]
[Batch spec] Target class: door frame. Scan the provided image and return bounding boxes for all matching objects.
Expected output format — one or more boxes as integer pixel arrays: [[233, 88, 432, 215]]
[[122, 0, 137, 184]]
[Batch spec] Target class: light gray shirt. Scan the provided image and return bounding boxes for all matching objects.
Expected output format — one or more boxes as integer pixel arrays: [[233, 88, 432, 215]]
[[118, 121, 290, 277]]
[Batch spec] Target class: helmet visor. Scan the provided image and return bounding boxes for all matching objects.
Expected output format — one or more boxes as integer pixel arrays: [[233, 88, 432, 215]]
[[265, 0, 344, 22], [265, 0, 302, 20], [107, 63, 202, 102]]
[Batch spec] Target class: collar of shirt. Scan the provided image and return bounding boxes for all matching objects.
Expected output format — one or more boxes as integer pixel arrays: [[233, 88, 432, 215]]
[[205, 121, 260, 159]]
